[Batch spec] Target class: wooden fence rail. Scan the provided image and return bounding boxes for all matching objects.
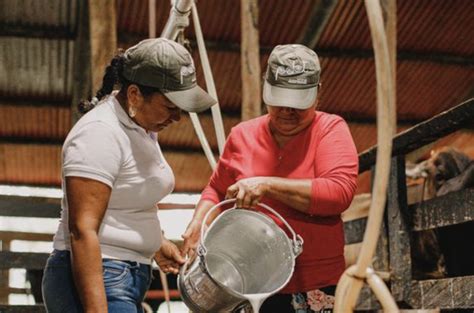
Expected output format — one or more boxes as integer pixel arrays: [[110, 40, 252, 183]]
[[358, 97, 474, 173]]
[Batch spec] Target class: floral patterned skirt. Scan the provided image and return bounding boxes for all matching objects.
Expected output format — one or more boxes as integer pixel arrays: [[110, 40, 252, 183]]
[[258, 285, 336, 313]]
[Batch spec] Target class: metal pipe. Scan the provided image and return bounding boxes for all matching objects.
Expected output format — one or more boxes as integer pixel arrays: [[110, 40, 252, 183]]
[[161, 0, 218, 169], [160, 0, 193, 40]]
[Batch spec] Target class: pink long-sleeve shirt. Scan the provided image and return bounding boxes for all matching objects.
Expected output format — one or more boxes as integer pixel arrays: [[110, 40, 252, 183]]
[[201, 112, 359, 293]]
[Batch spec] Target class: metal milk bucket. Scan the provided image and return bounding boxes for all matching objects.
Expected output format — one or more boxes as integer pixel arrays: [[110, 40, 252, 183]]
[[178, 199, 303, 312]]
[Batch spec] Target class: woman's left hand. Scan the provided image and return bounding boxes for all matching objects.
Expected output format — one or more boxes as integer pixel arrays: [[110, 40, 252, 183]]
[[154, 238, 186, 275], [225, 177, 269, 209]]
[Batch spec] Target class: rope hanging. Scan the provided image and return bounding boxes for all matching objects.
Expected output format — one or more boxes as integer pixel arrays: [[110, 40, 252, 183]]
[[160, 0, 228, 170], [334, 0, 398, 311]]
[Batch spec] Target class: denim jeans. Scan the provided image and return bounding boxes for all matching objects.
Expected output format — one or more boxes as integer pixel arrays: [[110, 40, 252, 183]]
[[42, 249, 152, 313]]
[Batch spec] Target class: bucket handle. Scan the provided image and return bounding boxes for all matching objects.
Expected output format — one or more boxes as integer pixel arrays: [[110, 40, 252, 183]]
[[199, 198, 304, 257]]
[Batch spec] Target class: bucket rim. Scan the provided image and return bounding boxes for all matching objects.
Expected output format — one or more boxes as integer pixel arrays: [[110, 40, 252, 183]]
[[202, 209, 297, 298]]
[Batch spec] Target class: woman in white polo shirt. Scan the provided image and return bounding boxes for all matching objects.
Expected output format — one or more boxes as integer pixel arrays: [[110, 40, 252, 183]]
[[42, 38, 216, 313]]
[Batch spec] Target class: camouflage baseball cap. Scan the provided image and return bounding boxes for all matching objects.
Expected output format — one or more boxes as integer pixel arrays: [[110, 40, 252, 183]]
[[122, 38, 216, 113], [263, 44, 321, 109]]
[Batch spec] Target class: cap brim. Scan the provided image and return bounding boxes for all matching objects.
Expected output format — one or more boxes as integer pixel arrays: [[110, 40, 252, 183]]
[[263, 81, 317, 110], [164, 85, 217, 113]]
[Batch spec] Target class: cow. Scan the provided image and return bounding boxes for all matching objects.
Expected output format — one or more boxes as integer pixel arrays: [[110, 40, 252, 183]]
[[407, 147, 474, 278]]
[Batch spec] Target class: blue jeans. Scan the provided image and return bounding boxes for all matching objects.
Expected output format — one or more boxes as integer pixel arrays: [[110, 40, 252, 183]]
[[42, 249, 152, 313]]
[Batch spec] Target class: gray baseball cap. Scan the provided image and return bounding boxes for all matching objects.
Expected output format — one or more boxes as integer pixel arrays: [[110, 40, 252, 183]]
[[263, 44, 321, 109], [122, 38, 216, 113]]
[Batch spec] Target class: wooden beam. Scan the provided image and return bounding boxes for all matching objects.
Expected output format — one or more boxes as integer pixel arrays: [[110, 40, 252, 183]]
[[0, 195, 61, 218], [356, 276, 474, 310], [298, 0, 337, 48], [200, 40, 474, 67], [344, 188, 474, 245], [408, 275, 474, 308], [355, 286, 381, 310], [344, 217, 366, 244], [0, 305, 46, 313], [0, 137, 63, 145], [0, 232, 53, 242], [386, 156, 412, 303], [0, 287, 29, 295], [410, 187, 474, 232], [71, 0, 92, 124], [0, 252, 49, 270], [240, 0, 261, 121], [0, 98, 71, 108], [118, 33, 474, 67], [0, 240, 10, 303], [359, 98, 474, 173], [88, 0, 117, 95], [0, 23, 75, 40]]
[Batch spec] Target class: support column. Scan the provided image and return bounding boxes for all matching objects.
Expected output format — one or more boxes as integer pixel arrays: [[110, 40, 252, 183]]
[[241, 0, 261, 121], [387, 156, 412, 304], [0, 240, 11, 304], [88, 0, 117, 93]]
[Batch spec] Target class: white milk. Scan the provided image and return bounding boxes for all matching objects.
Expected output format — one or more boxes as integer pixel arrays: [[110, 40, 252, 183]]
[[243, 293, 271, 313]]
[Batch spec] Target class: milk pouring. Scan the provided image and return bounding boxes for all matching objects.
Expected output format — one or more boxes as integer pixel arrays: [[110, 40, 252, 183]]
[[178, 199, 303, 312]]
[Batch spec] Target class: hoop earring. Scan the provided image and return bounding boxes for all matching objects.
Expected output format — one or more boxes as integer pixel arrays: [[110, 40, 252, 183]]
[[128, 106, 136, 118]]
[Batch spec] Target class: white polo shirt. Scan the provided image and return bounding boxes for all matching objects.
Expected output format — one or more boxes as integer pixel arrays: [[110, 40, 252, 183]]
[[53, 94, 175, 264]]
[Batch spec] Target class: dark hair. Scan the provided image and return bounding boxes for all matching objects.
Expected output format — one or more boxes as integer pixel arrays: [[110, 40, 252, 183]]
[[78, 49, 161, 114]]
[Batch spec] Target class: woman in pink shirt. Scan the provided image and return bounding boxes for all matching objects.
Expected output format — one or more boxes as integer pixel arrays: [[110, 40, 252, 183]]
[[182, 44, 359, 313]]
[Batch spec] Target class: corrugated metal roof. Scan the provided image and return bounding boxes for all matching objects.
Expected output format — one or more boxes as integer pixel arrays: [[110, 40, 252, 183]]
[[158, 113, 240, 150], [0, 0, 78, 31], [0, 144, 62, 186], [397, 0, 474, 55], [0, 38, 74, 101], [0, 105, 70, 139], [0, 0, 473, 192]]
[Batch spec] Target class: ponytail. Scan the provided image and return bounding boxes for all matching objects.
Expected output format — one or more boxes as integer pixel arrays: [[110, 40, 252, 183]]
[[78, 49, 125, 114]]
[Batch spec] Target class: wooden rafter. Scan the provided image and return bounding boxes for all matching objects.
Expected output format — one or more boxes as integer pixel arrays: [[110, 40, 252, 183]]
[[297, 0, 338, 48]]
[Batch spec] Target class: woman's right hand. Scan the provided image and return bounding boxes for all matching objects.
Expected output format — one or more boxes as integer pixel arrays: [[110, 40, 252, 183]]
[[154, 238, 185, 275], [180, 199, 220, 259], [180, 218, 202, 259]]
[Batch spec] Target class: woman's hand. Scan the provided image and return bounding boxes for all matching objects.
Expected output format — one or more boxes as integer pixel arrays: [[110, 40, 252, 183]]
[[180, 199, 222, 261], [154, 238, 185, 275], [180, 218, 202, 260], [225, 177, 269, 209]]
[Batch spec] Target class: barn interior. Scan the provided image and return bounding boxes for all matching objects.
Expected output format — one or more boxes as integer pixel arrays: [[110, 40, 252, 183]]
[[0, 0, 473, 312]]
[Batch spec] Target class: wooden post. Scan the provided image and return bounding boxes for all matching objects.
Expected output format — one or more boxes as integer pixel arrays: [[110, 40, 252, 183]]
[[72, 0, 117, 125], [298, 0, 337, 48], [381, 0, 397, 136], [71, 0, 92, 124], [371, 166, 389, 273], [88, 0, 117, 94], [0, 240, 11, 304], [387, 156, 412, 304], [241, 0, 261, 121]]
